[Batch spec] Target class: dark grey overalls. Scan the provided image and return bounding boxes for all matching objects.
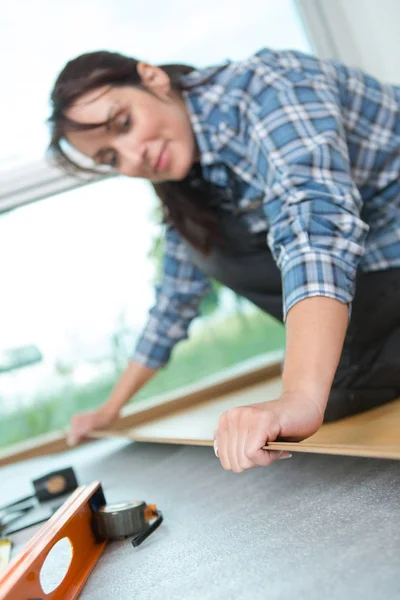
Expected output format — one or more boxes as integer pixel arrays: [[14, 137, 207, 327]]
[[186, 206, 400, 422]]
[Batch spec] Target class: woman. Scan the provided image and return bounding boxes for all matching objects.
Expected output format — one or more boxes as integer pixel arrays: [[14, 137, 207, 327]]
[[48, 48, 400, 472]]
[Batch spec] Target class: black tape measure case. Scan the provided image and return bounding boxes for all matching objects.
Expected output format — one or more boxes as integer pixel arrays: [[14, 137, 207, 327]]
[[92, 500, 163, 547]]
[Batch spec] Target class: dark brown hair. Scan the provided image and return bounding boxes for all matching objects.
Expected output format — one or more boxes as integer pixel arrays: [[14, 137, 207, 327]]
[[48, 50, 225, 252]]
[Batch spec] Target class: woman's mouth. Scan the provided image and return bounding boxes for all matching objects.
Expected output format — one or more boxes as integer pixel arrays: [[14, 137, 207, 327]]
[[155, 143, 169, 173]]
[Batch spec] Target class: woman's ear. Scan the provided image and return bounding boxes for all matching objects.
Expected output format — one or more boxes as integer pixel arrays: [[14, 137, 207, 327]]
[[137, 62, 171, 97]]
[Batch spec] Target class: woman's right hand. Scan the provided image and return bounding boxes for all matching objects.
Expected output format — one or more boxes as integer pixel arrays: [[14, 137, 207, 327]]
[[67, 407, 118, 446], [66, 362, 156, 447]]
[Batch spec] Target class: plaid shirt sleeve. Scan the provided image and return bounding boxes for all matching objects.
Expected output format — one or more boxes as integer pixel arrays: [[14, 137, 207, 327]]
[[133, 226, 212, 369], [219, 62, 370, 319]]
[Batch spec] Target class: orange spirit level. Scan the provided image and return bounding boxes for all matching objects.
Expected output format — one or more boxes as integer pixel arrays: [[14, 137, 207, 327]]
[[0, 481, 163, 600]]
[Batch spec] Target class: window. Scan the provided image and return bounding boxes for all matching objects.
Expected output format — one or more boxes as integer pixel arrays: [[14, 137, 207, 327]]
[[0, 0, 311, 449]]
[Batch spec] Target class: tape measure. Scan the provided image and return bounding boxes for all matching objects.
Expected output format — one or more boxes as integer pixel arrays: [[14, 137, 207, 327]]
[[92, 500, 163, 547]]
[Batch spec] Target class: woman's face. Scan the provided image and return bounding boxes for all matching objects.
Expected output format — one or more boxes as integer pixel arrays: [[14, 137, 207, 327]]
[[65, 64, 198, 182]]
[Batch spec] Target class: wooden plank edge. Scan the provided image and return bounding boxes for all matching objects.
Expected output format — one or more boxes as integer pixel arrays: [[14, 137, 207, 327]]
[[90, 431, 400, 461], [266, 441, 400, 460], [0, 352, 283, 467], [0, 430, 69, 468]]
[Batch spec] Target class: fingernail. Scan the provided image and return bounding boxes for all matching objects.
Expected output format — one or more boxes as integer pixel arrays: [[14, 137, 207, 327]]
[[213, 439, 219, 458], [278, 452, 292, 460]]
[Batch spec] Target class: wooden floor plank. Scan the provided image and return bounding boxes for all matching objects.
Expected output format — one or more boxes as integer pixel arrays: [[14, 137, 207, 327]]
[[91, 377, 400, 460]]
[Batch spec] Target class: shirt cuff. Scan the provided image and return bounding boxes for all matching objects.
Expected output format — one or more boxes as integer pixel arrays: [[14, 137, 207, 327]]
[[281, 251, 356, 320]]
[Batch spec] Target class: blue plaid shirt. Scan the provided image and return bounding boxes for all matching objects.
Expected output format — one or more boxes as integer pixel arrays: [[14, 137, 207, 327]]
[[134, 48, 400, 369]]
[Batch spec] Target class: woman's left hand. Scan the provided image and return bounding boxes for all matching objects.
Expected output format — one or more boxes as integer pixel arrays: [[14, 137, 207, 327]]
[[213, 392, 324, 472]]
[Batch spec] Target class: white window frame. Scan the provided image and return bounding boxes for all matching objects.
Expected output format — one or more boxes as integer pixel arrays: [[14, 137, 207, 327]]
[[0, 159, 103, 213], [298, 0, 400, 82]]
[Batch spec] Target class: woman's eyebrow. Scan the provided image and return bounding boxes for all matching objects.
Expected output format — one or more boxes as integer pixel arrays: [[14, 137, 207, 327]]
[[91, 105, 120, 161], [105, 104, 119, 131]]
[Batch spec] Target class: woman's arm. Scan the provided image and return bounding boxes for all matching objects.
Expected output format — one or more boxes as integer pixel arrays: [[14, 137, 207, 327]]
[[282, 296, 348, 421], [68, 226, 212, 445], [213, 296, 349, 472], [99, 361, 156, 419], [133, 226, 212, 368]]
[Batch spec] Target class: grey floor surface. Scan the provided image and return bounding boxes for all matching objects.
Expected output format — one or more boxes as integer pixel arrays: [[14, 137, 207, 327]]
[[1, 439, 399, 600]]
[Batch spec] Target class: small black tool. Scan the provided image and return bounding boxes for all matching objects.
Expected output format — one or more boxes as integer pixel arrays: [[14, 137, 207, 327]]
[[0, 467, 78, 514], [0, 467, 78, 537]]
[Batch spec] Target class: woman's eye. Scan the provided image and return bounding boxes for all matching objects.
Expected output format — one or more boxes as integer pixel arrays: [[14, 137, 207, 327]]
[[119, 114, 131, 132]]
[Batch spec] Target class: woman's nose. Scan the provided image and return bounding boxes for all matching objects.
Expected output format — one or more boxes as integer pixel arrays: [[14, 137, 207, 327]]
[[115, 138, 147, 175]]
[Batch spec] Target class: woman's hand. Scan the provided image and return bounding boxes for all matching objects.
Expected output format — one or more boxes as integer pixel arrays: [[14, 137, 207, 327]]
[[67, 407, 118, 447], [213, 392, 324, 472], [66, 362, 157, 447]]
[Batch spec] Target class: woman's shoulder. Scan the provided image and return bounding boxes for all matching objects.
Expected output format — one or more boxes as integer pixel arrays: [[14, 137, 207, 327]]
[[184, 48, 328, 101], [183, 48, 341, 136]]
